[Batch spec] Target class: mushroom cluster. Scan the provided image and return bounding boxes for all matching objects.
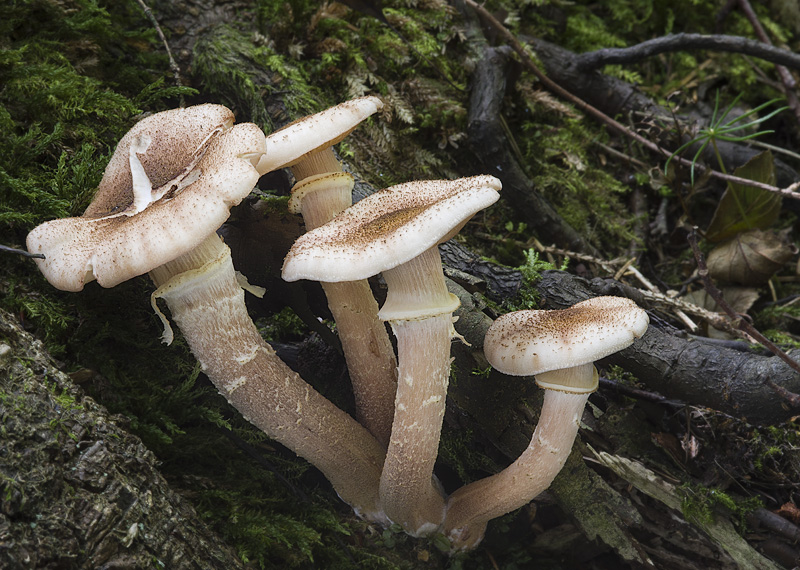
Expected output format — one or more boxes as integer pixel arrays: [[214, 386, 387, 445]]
[[26, 97, 649, 551]]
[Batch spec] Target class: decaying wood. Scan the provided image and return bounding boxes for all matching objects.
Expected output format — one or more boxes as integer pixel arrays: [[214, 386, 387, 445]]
[[527, 36, 800, 190], [466, 44, 600, 255], [574, 33, 800, 74], [436, 251, 800, 424], [0, 309, 244, 569], [593, 451, 781, 570]]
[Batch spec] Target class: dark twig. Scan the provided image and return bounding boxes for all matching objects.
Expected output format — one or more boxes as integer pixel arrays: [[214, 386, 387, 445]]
[[574, 33, 800, 74], [735, 0, 800, 123], [599, 376, 686, 408], [462, 0, 800, 201], [0, 244, 44, 259], [687, 229, 800, 408], [748, 507, 800, 543], [134, 0, 184, 102]]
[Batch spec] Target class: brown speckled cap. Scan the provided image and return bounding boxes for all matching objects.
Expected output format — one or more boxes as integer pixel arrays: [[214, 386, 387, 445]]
[[484, 296, 649, 377], [281, 175, 501, 283], [26, 104, 265, 292]]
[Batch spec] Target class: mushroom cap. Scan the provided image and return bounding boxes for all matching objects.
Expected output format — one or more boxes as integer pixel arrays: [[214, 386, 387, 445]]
[[26, 105, 266, 292], [281, 175, 501, 283], [258, 95, 383, 175], [85, 104, 236, 218], [484, 296, 649, 377]]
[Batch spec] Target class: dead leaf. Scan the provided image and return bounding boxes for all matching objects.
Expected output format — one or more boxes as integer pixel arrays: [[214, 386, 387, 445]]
[[707, 228, 797, 285], [682, 287, 760, 339]]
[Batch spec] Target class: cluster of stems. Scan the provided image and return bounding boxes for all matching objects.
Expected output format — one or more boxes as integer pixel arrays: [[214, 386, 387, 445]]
[[26, 98, 644, 554]]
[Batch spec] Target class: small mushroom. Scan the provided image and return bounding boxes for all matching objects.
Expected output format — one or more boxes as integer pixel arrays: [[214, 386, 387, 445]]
[[442, 296, 649, 550], [283, 175, 502, 535], [269, 96, 398, 446], [26, 104, 387, 522]]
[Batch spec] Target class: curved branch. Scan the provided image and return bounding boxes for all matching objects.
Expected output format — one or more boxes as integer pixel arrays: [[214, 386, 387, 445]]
[[462, 0, 800, 200], [574, 33, 800, 72]]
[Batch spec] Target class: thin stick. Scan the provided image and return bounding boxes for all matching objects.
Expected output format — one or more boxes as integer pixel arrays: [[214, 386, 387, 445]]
[[736, 0, 800, 123], [598, 376, 686, 407], [0, 244, 44, 259], [625, 265, 698, 332], [687, 229, 800, 407], [574, 33, 800, 73], [462, 0, 800, 200], [134, 0, 183, 101]]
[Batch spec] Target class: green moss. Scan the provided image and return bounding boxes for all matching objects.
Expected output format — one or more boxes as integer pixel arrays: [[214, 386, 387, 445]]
[[193, 23, 322, 129], [680, 485, 762, 531], [749, 423, 800, 474], [503, 249, 562, 311], [0, 0, 194, 345], [255, 306, 306, 342], [518, 114, 637, 252]]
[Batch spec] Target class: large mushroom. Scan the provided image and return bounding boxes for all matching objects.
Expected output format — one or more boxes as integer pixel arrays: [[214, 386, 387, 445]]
[[282, 175, 502, 535], [442, 296, 649, 549], [262, 96, 398, 446], [26, 104, 387, 522]]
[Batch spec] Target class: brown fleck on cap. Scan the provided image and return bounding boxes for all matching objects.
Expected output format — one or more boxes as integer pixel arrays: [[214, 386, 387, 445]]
[[484, 296, 649, 377], [281, 175, 501, 283], [26, 104, 265, 291]]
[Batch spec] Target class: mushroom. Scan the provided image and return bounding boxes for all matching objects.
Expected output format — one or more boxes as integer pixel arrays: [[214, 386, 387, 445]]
[[260, 95, 383, 183], [26, 104, 388, 522], [442, 296, 649, 549], [282, 175, 502, 535], [262, 96, 398, 446]]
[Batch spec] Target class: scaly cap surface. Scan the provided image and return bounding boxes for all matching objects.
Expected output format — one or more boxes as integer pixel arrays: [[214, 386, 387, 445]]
[[282, 175, 501, 283], [27, 105, 265, 291], [484, 296, 649, 377]]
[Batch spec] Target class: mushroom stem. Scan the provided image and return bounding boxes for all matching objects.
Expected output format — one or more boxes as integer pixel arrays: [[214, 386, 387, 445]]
[[443, 374, 593, 550], [290, 156, 398, 447], [291, 147, 342, 182], [319, 280, 398, 446], [149, 233, 387, 522], [378, 246, 458, 535]]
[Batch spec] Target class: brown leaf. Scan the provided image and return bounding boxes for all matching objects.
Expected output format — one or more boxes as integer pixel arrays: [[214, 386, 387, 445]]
[[774, 502, 800, 525], [682, 287, 760, 340], [706, 229, 797, 285]]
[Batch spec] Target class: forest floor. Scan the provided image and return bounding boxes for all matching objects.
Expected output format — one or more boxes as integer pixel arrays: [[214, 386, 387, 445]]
[[2, 0, 800, 569]]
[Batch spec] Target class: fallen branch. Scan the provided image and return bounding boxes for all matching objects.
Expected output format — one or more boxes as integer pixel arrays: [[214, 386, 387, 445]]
[[135, 0, 183, 99], [462, 0, 800, 200], [687, 229, 800, 408], [734, 0, 800, 123], [574, 33, 800, 73]]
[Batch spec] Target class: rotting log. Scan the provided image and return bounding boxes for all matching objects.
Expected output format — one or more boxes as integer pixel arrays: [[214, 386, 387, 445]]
[[0, 308, 244, 569]]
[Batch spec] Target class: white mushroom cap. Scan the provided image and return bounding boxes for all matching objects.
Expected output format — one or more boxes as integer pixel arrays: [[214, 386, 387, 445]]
[[85, 105, 236, 218], [257, 95, 383, 175], [26, 105, 266, 292], [281, 175, 501, 283], [484, 296, 649, 380]]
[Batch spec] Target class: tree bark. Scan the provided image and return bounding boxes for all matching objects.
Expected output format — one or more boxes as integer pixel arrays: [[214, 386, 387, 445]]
[[0, 309, 244, 569]]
